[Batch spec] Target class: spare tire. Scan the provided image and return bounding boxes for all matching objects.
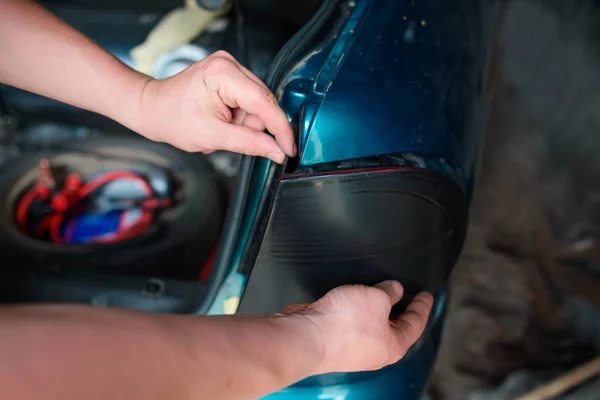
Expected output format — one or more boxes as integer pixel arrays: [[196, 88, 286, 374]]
[[0, 136, 226, 279]]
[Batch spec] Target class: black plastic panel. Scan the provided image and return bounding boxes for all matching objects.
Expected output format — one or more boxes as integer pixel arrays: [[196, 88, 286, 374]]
[[238, 168, 467, 314]]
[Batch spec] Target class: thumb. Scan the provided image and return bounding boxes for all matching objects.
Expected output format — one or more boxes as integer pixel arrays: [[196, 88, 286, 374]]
[[213, 121, 286, 163]]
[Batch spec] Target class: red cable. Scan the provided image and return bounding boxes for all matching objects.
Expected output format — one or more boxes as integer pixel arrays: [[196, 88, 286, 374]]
[[198, 244, 218, 281], [19, 170, 160, 244], [84, 172, 155, 244], [17, 189, 38, 231], [49, 214, 63, 244], [92, 211, 153, 244], [64, 171, 155, 243], [17, 182, 53, 232], [35, 215, 53, 237], [76, 171, 153, 200]]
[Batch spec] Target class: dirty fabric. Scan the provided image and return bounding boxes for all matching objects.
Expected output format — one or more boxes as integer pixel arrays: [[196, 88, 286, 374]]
[[429, 0, 600, 398]]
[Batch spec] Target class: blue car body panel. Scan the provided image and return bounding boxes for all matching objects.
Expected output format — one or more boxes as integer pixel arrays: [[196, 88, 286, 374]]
[[245, 0, 489, 398], [280, 0, 487, 185]]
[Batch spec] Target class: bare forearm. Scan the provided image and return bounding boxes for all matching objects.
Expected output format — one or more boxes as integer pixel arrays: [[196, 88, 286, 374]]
[[0, 0, 298, 160], [0, 0, 148, 129], [187, 314, 324, 398], [0, 305, 324, 400]]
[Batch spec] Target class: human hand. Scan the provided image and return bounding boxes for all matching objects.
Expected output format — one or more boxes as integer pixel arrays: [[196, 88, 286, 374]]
[[131, 51, 295, 163], [281, 281, 434, 374]]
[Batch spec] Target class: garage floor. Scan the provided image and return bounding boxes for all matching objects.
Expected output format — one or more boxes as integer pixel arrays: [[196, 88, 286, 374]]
[[429, 0, 600, 398]]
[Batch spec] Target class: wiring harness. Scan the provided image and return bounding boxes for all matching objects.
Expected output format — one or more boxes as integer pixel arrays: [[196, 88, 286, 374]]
[[16, 160, 172, 244]]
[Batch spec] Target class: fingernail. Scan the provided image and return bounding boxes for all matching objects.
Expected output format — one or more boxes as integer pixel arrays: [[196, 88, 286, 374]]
[[381, 280, 402, 290], [391, 281, 404, 295], [416, 292, 434, 303], [267, 152, 285, 164]]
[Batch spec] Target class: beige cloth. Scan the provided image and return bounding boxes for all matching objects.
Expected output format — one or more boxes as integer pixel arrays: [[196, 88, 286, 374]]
[[130, 0, 229, 75]]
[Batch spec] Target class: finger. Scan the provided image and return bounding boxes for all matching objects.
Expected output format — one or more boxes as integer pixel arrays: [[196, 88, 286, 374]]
[[231, 109, 266, 131], [205, 61, 296, 157], [223, 77, 293, 155], [212, 121, 285, 163], [209, 50, 269, 91], [238, 64, 269, 91], [280, 303, 311, 315], [390, 292, 433, 347], [242, 114, 266, 131], [374, 280, 404, 306]]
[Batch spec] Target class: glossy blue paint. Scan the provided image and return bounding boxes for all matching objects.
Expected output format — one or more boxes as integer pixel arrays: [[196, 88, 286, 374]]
[[227, 2, 488, 400], [280, 0, 486, 184], [262, 292, 446, 400], [220, 1, 488, 399]]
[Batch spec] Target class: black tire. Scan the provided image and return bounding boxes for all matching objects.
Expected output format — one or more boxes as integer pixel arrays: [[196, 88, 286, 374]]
[[0, 137, 226, 279]]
